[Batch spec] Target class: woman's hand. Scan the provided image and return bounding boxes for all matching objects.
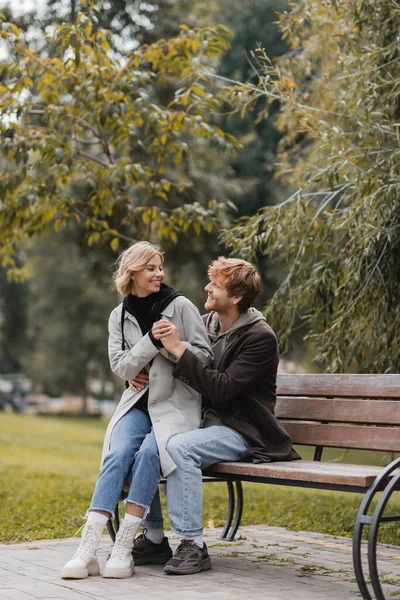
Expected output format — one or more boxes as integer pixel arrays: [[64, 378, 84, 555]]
[[129, 370, 149, 392], [153, 320, 186, 359], [152, 319, 175, 340]]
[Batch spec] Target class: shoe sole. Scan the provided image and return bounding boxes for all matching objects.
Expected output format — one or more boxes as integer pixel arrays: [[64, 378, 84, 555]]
[[61, 563, 100, 579], [102, 564, 135, 578], [164, 556, 212, 576], [133, 553, 173, 565]]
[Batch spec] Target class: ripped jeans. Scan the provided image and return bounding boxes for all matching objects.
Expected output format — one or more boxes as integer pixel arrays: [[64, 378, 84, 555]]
[[89, 406, 163, 525]]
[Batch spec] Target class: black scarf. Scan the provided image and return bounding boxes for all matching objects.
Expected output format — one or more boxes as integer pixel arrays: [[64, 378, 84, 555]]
[[120, 283, 183, 411], [120, 283, 183, 349]]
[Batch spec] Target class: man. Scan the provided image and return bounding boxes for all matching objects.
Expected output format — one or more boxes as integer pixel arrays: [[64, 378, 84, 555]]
[[131, 257, 299, 575]]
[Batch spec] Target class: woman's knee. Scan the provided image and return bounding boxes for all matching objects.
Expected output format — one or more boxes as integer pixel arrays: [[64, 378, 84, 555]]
[[105, 446, 135, 467], [134, 445, 160, 467]]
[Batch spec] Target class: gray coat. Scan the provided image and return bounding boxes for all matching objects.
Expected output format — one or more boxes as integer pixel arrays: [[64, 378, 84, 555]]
[[102, 295, 213, 476]]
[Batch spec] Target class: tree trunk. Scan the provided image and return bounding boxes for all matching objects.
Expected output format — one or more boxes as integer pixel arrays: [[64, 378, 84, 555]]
[[80, 391, 88, 416]]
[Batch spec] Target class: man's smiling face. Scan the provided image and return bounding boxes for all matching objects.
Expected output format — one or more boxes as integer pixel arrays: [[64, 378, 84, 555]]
[[204, 278, 237, 313]]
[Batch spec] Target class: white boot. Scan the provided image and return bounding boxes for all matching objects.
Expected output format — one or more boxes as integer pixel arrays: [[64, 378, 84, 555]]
[[61, 522, 103, 579], [102, 519, 140, 578]]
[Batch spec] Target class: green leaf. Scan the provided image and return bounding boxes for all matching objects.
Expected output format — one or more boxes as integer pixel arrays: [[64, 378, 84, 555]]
[[110, 237, 119, 251]]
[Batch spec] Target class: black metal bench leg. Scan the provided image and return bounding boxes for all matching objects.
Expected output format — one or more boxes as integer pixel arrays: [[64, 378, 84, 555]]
[[219, 481, 244, 540], [226, 482, 243, 540], [353, 494, 373, 600], [106, 501, 120, 544], [353, 456, 400, 600], [219, 481, 235, 540], [107, 518, 116, 544], [368, 462, 400, 600]]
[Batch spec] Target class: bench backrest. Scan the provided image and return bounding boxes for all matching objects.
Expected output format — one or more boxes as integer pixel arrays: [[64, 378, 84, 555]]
[[275, 374, 400, 454]]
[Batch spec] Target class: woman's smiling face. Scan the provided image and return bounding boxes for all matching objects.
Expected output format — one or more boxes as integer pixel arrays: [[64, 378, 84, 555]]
[[132, 257, 165, 297]]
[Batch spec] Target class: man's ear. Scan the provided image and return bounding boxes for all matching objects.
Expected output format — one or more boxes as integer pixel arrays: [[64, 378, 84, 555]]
[[232, 296, 243, 306]]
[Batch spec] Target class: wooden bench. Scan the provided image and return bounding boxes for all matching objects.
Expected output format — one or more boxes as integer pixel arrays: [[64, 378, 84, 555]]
[[109, 374, 400, 600], [203, 374, 400, 600]]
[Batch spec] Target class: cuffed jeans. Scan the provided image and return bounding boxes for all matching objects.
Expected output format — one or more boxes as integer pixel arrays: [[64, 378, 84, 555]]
[[145, 425, 247, 537], [89, 406, 163, 526]]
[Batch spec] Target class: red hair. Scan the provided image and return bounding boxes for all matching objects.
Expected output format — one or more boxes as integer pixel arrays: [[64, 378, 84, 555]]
[[208, 257, 261, 312]]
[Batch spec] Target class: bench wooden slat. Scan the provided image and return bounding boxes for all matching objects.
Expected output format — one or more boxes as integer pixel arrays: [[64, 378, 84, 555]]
[[277, 374, 400, 398], [283, 422, 400, 452], [203, 461, 392, 488], [275, 397, 400, 425]]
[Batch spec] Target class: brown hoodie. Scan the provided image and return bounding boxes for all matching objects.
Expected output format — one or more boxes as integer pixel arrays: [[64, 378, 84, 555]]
[[173, 308, 300, 463]]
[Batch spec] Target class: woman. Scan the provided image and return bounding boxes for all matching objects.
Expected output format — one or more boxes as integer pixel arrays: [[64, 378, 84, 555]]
[[62, 241, 212, 580]]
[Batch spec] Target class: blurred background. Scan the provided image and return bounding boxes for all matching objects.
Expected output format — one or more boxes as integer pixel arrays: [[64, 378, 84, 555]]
[[0, 0, 309, 418], [1, 0, 399, 548]]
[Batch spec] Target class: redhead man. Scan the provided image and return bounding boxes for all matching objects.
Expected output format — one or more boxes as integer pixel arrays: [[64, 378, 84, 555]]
[[130, 257, 299, 575]]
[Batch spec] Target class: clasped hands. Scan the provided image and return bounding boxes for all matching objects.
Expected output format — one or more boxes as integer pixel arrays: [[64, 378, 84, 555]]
[[129, 319, 185, 392], [151, 319, 178, 346]]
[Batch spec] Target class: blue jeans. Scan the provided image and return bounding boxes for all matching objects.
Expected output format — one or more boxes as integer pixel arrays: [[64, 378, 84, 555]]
[[89, 406, 163, 525], [145, 425, 247, 537]]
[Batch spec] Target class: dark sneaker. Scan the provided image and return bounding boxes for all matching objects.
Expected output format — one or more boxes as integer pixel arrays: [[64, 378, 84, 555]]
[[131, 531, 173, 565], [163, 540, 212, 575]]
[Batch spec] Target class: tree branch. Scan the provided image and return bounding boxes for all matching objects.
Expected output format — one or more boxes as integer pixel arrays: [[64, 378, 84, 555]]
[[73, 207, 137, 244], [75, 148, 111, 169], [283, 184, 350, 286]]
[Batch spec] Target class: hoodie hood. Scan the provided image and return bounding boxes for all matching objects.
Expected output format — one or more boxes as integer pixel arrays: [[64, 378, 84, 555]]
[[205, 307, 266, 341], [204, 307, 266, 369]]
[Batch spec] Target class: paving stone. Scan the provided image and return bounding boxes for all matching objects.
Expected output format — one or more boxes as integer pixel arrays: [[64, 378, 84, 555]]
[[0, 526, 400, 599], [0, 591, 38, 600]]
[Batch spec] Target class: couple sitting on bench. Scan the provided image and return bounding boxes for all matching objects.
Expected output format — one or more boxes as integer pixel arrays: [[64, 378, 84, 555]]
[[62, 241, 298, 580]]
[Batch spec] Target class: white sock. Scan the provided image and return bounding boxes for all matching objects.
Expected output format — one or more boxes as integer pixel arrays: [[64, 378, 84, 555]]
[[87, 511, 109, 526], [185, 535, 203, 549], [124, 513, 143, 524], [145, 528, 165, 544]]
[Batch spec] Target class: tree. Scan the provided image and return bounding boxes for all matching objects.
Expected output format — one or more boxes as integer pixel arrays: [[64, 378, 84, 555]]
[[24, 0, 221, 50], [0, 261, 28, 372], [221, 0, 400, 373], [22, 232, 117, 410], [217, 0, 290, 216], [0, 3, 237, 280], [161, 0, 294, 308]]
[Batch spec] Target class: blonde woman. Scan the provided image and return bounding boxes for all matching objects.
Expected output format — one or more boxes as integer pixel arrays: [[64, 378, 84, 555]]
[[62, 242, 212, 580]]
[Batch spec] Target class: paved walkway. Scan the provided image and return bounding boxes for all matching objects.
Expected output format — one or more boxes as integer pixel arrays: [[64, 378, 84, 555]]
[[1, 526, 400, 600]]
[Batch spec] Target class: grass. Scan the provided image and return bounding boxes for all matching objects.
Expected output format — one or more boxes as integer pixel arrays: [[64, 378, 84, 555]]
[[1, 413, 399, 545]]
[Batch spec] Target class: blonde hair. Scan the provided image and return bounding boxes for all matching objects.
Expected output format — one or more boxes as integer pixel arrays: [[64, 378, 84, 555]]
[[114, 242, 164, 295], [208, 257, 261, 312]]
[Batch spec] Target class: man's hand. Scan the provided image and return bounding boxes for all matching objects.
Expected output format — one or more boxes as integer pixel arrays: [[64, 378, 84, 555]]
[[129, 370, 149, 392], [153, 319, 186, 359]]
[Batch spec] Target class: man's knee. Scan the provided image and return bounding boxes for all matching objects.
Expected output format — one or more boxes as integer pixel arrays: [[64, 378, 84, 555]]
[[167, 433, 190, 464]]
